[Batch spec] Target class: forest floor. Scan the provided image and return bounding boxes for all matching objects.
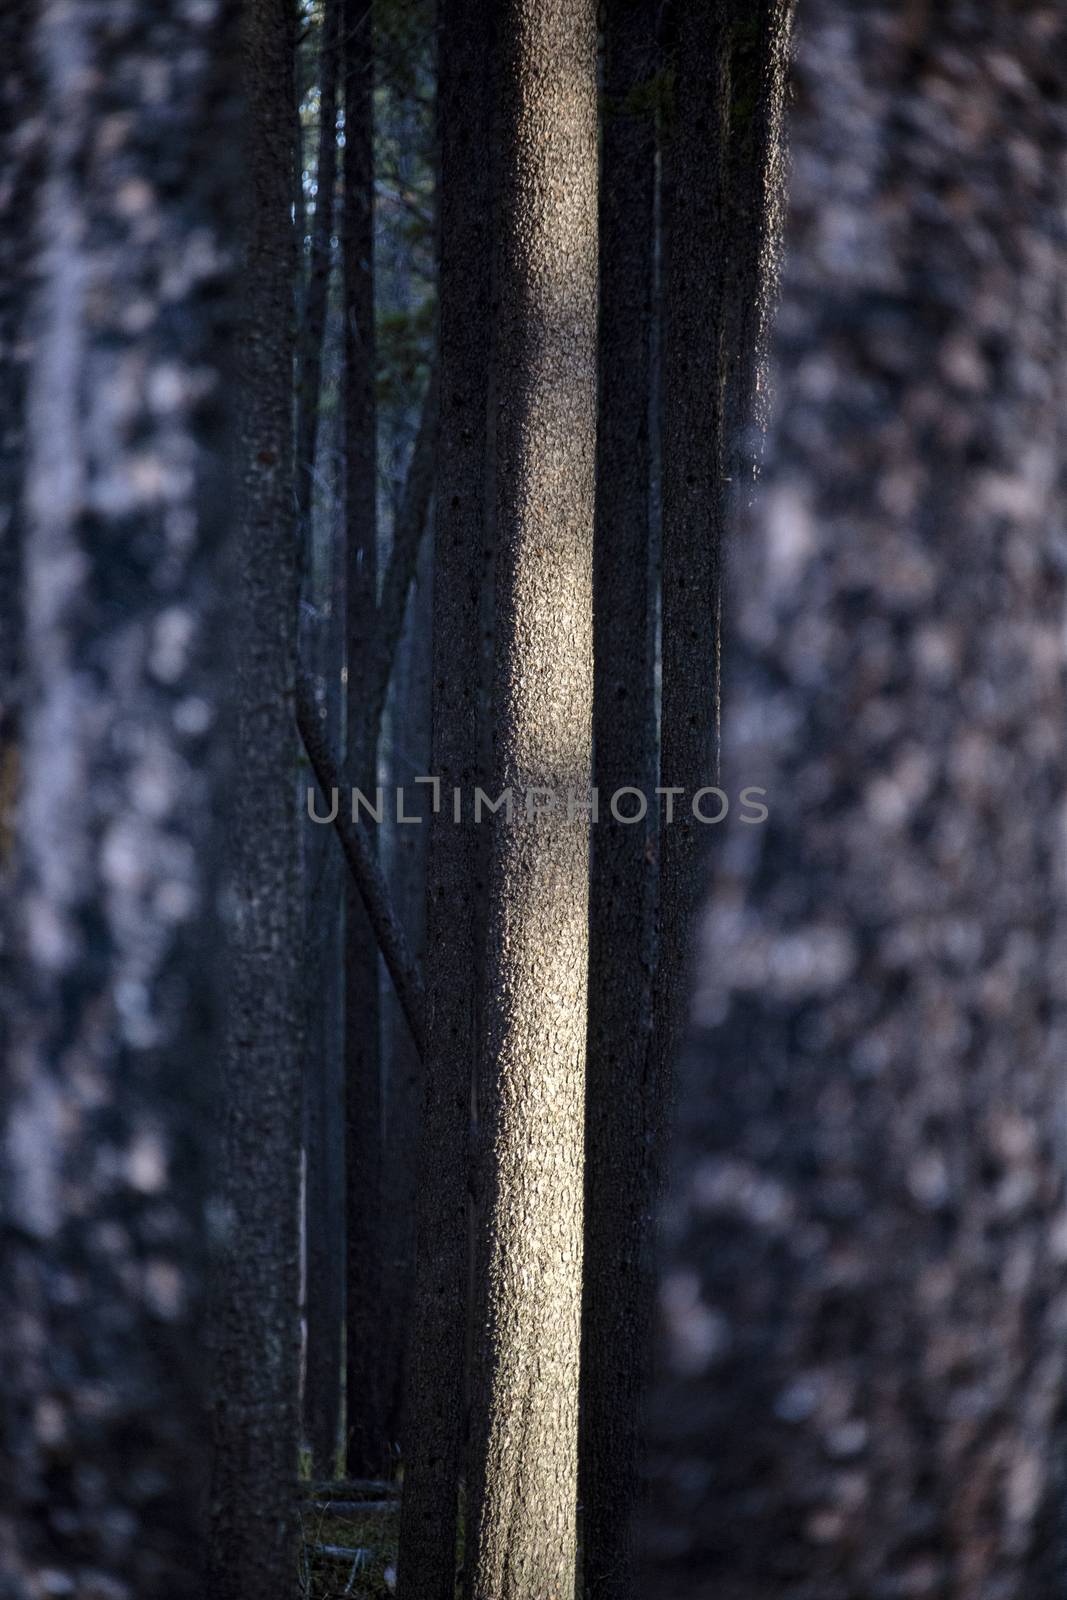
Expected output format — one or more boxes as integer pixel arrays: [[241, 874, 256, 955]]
[[298, 1482, 399, 1599]]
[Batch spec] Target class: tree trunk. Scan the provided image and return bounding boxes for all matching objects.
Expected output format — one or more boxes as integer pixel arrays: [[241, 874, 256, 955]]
[[302, 548, 346, 1477], [0, 3, 236, 1593], [207, 0, 302, 1595], [298, 0, 345, 1481], [295, 0, 340, 535], [380, 528, 431, 1453], [396, 2, 493, 1594], [466, 2, 598, 1595], [342, 0, 386, 1481], [653, 0, 733, 1166], [578, 2, 657, 1594], [644, 4, 1067, 1598]]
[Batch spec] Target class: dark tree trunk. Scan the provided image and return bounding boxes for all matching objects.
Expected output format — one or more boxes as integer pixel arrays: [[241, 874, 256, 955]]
[[653, 0, 733, 1153], [0, 2, 236, 1594], [578, 2, 657, 1594], [295, 0, 340, 535], [465, 1, 598, 1594], [302, 551, 346, 1477], [644, 5, 1067, 1598], [342, 0, 386, 1481], [380, 528, 431, 1453], [298, 0, 345, 1481], [396, 2, 493, 1594], [207, 1, 302, 1596]]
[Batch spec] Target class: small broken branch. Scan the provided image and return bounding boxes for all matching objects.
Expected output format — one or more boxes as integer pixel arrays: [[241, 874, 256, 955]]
[[296, 671, 427, 1060]]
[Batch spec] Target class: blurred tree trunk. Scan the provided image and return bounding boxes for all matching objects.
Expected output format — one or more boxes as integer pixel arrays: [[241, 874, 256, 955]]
[[396, 1, 493, 1593], [644, 4, 1067, 1598], [207, 0, 302, 1596], [578, 1, 657, 1594], [465, 1, 598, 1595], [0, 2, 236, 1594], [343, 0, 386, 1481]]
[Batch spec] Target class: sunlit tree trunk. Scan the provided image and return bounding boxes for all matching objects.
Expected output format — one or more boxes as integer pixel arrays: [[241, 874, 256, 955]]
[[207, 0, 302, 1595], [578, 2, 657, 1595], [644, 4, 1067, 1597], [0, 2, 236, 1593], [465, 1, 598, 1594]]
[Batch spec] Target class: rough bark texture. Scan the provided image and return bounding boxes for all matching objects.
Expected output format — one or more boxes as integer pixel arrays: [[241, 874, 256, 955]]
[[207, 1, 302, 1596], [466, 2, 598, 1595], [721, 0, 794, 495], [0, 3, 236, 1594], [396, 3, 493, 1594], [295, 0, 341, 534], [644, 5, 1067, 1598], [343, 0, 386, 1481], [578, 2, 657, 1595]]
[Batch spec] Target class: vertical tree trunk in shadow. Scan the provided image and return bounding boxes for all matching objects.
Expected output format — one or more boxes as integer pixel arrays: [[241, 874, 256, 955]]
[[302, 555, 346, 1476], [652, 0, 733, 1201], [295, 0, 341, 537], [298, 0, 345, 1482], [643, 5, 1067, 1597], [465, 1, 598, 1595], [0, 2, 236, 1595], [396, 3, 493, 1595], [208, 3, 302, 1598], [579, 2, 657, 1594], [381, 531, 431, 1453], [343, 0, 386, 1482]]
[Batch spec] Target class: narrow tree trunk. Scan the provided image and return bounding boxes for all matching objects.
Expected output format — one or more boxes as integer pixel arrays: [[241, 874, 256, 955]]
[[644, 4, 1067, 1597], [298, 0, 345, 1480], [653, 0, 733, 1158], [342, 0, 386, 1481], [579, 1, 657, 1594], [0, 3, 236, 1593], [208, 1, 302, 1595], [466, 3, 598, 1595], [380, 530, 431, 1452], [295, 0, 341, 533], [396, 2, 493, 1594], [302, 554, 346, 1476]]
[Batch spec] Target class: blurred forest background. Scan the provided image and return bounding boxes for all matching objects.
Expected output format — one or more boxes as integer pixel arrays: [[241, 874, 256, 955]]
[[2, 2, 1067, 1600]]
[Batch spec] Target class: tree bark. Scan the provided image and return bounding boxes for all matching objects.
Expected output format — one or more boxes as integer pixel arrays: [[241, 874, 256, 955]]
[[643, 4, 1067, 1597], [578, 3, 658, 1595], [302, 588, 345, 1476], [207, 1, 302, 1596], [0, 3, 236, 1594], [295, 0, 341, 536], [342, 0, 386, 1481], [465, 2, 598, 1595], [653, 0, 733, 1175], [380, 530, 431, 1455], [396, 2, 493, 1594]]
